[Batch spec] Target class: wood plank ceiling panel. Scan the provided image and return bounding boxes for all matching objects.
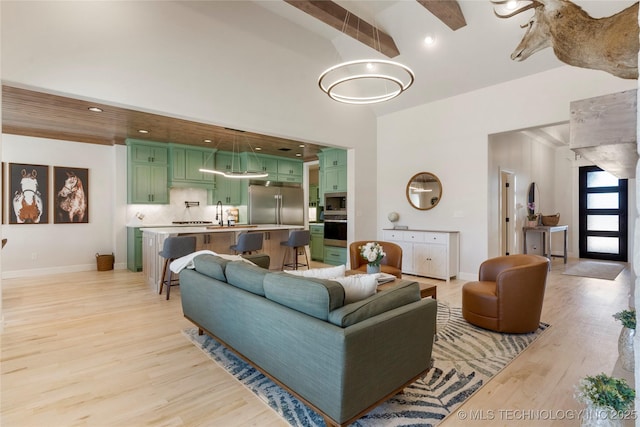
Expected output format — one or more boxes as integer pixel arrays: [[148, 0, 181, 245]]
[[2, 85, 326, 162]]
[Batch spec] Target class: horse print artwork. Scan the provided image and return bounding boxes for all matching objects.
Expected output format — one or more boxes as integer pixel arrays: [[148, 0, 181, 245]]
[[9, 163, 49, 224], [54, 167, 89, 224]]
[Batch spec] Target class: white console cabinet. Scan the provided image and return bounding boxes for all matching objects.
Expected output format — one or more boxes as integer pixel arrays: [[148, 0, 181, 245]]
[[383, 229, 459, 281]]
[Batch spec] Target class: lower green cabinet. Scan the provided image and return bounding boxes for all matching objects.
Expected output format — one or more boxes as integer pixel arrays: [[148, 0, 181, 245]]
[[127, 227, 143, 272], [310, 225, 324, 261], [323, 246, 346, 266]]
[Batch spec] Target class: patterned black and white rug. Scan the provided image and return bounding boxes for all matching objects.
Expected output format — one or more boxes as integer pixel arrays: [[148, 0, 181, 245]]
[[183, 302, 549, 426]]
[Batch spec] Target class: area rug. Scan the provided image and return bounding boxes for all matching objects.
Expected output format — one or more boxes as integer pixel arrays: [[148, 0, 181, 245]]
[[182, 303, 549, 426], [562, 260, 627, 280]]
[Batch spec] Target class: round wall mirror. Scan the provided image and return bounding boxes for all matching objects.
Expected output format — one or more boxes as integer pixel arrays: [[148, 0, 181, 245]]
[[406, 172, 442, 210]]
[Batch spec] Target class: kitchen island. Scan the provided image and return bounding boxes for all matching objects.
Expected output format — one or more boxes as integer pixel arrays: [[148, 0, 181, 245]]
[[140, 224, 304, 292]]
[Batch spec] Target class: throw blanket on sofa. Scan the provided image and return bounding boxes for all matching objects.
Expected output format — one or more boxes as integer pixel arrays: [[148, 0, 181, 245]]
[[170, 250, 255, 273]]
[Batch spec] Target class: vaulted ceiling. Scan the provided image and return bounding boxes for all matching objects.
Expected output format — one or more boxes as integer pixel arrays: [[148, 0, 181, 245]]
[[3, 1, 634, 153]]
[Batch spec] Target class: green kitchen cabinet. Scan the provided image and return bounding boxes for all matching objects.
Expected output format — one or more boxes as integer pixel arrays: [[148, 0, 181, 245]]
[[323, 246, 346, 266], [169, 144, 216, 187], [241, 152, 278, 178], [310, 224, 324, 261], [318, 148, 347, 204], [208, 151, 242, 205], [127, 227, 143, 272], [277, 158, 303, 182], [127, 139, 169, 204]]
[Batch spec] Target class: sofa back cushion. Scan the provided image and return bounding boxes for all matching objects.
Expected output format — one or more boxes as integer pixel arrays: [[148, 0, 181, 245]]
[[225, 261, 269, 296], [193, 254, 230, 281], [264, 272, 345, 321], [328, 280, 421, 327]]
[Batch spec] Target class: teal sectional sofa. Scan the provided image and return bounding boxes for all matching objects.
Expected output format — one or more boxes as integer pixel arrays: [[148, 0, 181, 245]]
[[179, 254, 437, 427]]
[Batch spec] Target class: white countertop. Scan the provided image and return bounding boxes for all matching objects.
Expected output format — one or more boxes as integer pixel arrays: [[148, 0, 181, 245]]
[[140, 224, 305, 234]]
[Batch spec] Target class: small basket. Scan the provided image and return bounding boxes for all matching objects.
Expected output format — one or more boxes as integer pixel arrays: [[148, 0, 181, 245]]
[[541, 213, 560, 226], [96, 253, 114, 271]]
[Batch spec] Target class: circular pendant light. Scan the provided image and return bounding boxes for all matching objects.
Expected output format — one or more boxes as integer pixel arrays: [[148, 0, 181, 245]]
[[318, 59, 414, 105]]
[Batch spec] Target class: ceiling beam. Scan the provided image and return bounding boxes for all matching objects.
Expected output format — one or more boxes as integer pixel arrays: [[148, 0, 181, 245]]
[[416, 0, 467, 31], [283, 0, 400, 58]]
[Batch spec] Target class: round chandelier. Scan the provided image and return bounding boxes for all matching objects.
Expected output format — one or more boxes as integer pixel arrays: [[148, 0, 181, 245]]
[[318, 59, 415, 105]]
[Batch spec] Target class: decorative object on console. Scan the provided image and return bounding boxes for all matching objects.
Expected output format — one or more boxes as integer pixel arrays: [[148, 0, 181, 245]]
[[613, 309, 635, 372], [541, 213, 560, 226], [9, 162, 49, 224], [406, 172, 442, 210], [387, 211, 400, 228], [574, 373, 635, 427]]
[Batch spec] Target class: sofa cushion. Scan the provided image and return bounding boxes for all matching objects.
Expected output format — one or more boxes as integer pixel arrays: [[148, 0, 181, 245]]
[[284, 264, 346, 279], [225, 261, 269, 296], [241, 253, 270, 270], [332, 274, 377, 304], [264, 272, 345, 321], [193, 254, 231, 281], [328, 281, 421, 327]]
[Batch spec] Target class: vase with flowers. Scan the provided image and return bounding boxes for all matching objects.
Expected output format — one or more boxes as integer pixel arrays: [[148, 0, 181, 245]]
[[527, 202, 538, 227], [574, 373, 635, 427], [613, 309, 635, 371], [359, 242, 385, 274]]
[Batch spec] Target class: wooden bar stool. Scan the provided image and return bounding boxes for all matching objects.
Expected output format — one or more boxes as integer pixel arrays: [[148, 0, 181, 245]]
[[158, 236, 196, 300], [280, 230, 310, 270]]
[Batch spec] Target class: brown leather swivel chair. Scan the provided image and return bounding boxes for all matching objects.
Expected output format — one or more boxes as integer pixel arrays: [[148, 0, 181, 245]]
[[462, 254, 549, 333], [349, 241, 402, 278]]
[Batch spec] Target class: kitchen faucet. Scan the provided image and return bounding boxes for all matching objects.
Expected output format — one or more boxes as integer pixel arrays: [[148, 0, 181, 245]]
[[215, 201, 223, 226]]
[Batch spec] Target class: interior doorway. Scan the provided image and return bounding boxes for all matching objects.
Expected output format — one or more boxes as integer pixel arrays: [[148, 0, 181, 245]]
[[500, 170, 516, 256]]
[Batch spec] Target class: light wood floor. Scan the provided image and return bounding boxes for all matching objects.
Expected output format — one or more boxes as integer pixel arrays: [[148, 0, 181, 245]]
[[0, 259, 634, 426]]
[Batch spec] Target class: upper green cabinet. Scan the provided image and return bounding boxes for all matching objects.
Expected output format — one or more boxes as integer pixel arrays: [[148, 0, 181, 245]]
[[169, 144, 217, 188], [318, 148, 347, 204], [127, 139, 169, 204], [209, 151, 242, 205], [240, 152, 302, 183]]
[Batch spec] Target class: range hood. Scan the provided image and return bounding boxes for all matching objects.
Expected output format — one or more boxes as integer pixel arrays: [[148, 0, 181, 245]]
[[570, 89, 637, 179]]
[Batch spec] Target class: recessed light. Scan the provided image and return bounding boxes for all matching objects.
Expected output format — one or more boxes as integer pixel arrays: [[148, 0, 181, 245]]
[[296, 153, 302, 157], [424, 34, 436, 46], [298, 144, 305, 148], [203, 139, 212, 143], [138, 129, 149, 134], [255, 147, 262, 151], [88, 106, 103, 113]]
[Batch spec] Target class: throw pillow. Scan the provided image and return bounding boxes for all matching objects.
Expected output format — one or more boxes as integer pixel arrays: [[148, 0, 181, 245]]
[[284, 264, 346, 279], [332, 274, 377, 304]]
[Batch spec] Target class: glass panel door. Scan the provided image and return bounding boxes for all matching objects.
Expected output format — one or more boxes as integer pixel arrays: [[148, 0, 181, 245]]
[[579, 166, 628, 261]]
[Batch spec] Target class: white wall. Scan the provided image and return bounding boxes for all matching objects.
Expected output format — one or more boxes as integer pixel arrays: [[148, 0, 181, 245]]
[[378, 66, 636, 279], [2, 135, 118, 277]]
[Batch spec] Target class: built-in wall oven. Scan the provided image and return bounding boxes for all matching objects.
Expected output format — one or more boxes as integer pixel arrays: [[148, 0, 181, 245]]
[[324, 192, 347, 247]]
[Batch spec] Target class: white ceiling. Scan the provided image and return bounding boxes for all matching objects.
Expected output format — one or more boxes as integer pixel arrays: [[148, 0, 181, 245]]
[[253, 0, 636, 145]]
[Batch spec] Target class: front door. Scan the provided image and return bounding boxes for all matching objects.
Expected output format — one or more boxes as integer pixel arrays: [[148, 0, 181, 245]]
[[578, 166, 628, 261]]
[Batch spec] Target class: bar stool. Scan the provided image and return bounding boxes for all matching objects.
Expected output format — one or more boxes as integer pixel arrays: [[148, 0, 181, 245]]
[[159, 236, 196, 300], [230, 232, 264, 254], [280, 230, 310, 270]]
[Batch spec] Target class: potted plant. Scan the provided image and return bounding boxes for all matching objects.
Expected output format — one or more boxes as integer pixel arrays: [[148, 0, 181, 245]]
[[359, 242, 385, 274], [613, 309, 636, 371], [525, 202, 538, 227], [574, 373, 635, 427]]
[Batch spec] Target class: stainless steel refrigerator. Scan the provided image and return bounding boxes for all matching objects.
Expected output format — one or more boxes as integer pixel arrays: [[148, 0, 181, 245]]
[[248, 184, 304, 225]]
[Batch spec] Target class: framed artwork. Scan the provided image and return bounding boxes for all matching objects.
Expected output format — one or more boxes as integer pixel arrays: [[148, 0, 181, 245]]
[[9, 163, 49, 224], [54, 166, 89, 224]]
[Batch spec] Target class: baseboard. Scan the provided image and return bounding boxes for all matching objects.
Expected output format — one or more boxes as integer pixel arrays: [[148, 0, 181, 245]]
[[2, 263, 128, 279]]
